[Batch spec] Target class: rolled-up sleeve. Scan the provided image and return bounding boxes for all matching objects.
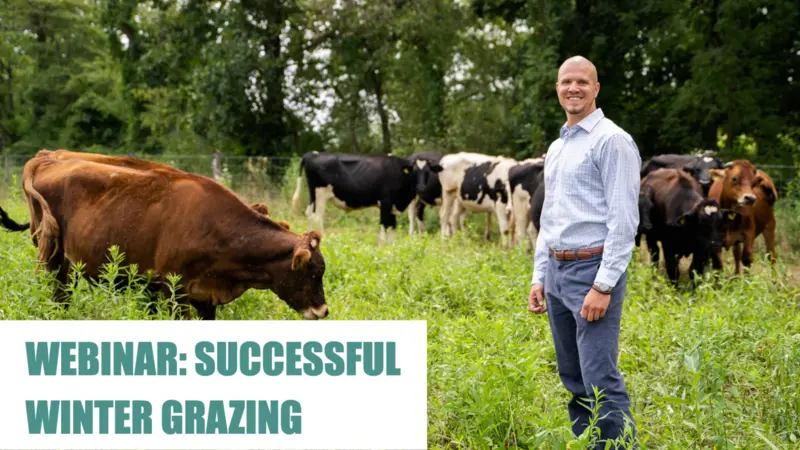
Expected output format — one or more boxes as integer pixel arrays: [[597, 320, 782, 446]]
[[593, 133, 641, 288]]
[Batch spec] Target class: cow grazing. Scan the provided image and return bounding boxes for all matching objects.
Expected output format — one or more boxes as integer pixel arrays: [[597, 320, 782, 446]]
[[507, 157, 545, 250], [640, 153, 724, 196], [291, 151, 415, 244], [1, 206, 30, 232], [407, 152, 444, 235], [708, 160, 778, 273], [639, 168, 741, 285], [23, 150, 328, 320], [435, 152, 517, 246]]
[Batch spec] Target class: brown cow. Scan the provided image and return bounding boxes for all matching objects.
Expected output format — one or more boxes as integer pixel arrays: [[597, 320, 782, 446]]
[[22, 150, 328, 320], [707, 160, 778, 273]]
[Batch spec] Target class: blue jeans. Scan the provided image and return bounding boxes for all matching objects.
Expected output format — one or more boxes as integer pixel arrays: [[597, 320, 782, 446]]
[[544, 253, 635, 447]]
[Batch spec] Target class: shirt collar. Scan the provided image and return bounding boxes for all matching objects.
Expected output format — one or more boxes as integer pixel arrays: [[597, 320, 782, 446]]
[[559, 108, 604, 138]]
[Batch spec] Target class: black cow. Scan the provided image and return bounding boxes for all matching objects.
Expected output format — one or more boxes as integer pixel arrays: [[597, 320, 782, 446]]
[[291, 152, 415, 243], [508, 157, 545, 250], [640, 153, 724, 196], [407, 152, 443, 235], [0, 206, 29, 232], [639, 168, 742, 285]]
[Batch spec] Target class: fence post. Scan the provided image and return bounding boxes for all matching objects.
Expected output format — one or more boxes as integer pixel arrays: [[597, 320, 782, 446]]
[[212, 151, 222, 181]]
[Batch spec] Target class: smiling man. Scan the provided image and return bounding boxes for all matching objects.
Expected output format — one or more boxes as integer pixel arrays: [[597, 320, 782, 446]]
[[527, 56, 641, 447]]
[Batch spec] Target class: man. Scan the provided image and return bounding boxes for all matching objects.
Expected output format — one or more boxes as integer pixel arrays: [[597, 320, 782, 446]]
[[528, 56, 640, 446]]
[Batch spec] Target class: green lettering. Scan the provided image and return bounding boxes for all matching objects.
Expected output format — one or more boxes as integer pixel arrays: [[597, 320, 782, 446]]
[[95, 400, 113, 434], [162, 400, 182, 435], [134, 342, 155, 375], [61, 342, 77, 376], [364, 342, 383, 376], [386, 342, 401, 375], [195, 342, 215, 376], [324, 342, 344, 376], [286, 342, 302, 376], [240, 342, 260, 376], [263, 342, 283, 376], [217, 342, 237, 376], [228, 401, 245, 434], [281, 400, 302, 435], [115, 400, 131, 434], [78, 343, 99, 376], [114, 342, 134, 375], [157, 342, 178, 376], [206, 401, 227, 434], [26, 342, 59, 376], [25, 400, 59, 434], [132, 401, 153, 434], [346, 342, 362, 375], [186, 400, 205, 434], [73, 401, 93, 434], [303, 341, 323, 376]]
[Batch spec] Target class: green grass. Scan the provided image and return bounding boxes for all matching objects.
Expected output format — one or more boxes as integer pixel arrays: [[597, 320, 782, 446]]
[[2, 179, 800, 449]]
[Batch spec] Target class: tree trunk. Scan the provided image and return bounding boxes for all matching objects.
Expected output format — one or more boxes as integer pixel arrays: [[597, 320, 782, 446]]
[[372, 71, 392, 154]]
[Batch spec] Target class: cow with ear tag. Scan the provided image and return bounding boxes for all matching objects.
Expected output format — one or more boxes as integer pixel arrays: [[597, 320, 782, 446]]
[[708, 160, 778, 273], [639, 168, 742, 285]]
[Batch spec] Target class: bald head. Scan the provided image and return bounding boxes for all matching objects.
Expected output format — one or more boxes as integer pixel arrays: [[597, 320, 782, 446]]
[[555, 55, 600, 126], [558, 56, 598, 83]]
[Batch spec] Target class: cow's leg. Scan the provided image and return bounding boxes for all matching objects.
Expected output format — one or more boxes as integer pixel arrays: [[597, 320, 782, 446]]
[[312, 186, 334, 231], [407, 198, 416, 236], [711, 249, 724, 271], [379, 200, 397, 245], [689, 251, 709, 282], [50, 256, 72, 309], [190, 300, 217, 320], [512, 199, 530, 249], [448, 200, 465, 237], [415, 201, 426, 234], [662, 246, 680, 286], [732, 242, 743, 274], [646, 234, 660, 266], [439, 191, 456, 239], [495, 202, 511, 247], [765, 219, 777, 264], [483, 212, 492, 241], [527, 222, 537, 253]]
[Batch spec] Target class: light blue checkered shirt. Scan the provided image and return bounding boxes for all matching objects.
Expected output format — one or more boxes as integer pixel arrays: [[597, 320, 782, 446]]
[[531, 108, 641, 288]]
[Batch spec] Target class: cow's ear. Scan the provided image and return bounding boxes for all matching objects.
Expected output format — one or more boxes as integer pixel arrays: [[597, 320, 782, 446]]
[[430, 164, 443, 173], [682, 165, 694, 174], [674, 210, 696, 227], [721, 209, 743, 228], [250, 202, 270, 217], [307, 230, 322, 250], [292, 248, 312, 271], [276, 220, 291, 230], [708, 169, 726, 181]]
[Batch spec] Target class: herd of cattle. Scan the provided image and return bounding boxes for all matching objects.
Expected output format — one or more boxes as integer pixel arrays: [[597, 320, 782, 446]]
[[0, 149, 780, 320], [288, 149, 778, 285]]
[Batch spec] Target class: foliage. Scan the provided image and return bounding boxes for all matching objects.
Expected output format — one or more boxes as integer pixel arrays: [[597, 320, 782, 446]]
[[2, 182, 800, 448], [1, 0, 797, 162]]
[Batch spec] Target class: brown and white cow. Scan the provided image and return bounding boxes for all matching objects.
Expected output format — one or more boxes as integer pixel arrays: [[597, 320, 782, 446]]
[[707, 160, 778, 273], [22, 149, 328, 320]]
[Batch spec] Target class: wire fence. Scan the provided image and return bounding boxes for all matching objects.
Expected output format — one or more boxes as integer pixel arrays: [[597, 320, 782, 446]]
[[2, 153, 800, 197]]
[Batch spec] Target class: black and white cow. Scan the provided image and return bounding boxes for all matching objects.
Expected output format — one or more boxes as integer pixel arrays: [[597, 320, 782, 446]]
[[407, 152, 444, 235], [291, 151, 415, 243], [508, 157, 545, 250], [435, 152, 517, 247], [640, 152, 724, 196]]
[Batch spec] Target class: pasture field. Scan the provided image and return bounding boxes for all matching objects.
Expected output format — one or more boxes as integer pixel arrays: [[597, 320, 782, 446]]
[[1, 175, 800, 450]]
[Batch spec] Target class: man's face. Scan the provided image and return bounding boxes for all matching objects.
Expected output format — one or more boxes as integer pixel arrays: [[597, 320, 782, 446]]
[[556, 64, 599, 117]]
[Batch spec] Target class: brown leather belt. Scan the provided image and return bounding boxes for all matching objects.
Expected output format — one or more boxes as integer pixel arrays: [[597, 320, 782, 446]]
[[549, 246, 604, 261]]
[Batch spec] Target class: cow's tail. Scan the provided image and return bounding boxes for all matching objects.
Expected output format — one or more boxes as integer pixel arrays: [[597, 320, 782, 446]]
[[0, 206, 30, 232], [291, 155, 306, 215], [23, 173, 60, 263]]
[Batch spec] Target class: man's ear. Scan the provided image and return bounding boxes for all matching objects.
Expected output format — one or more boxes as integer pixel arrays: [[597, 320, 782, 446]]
[[708, 169, 726, 181]]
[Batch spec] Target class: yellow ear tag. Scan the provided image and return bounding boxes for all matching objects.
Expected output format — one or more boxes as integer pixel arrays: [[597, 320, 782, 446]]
[[678, 218, 685, 225], [403, 168, 409, 174], [728, 212, 736, 220]]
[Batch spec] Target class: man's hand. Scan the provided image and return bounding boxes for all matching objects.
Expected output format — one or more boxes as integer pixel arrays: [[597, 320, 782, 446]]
[[528, 283, 546, 314], [581, 288, 610, 322]]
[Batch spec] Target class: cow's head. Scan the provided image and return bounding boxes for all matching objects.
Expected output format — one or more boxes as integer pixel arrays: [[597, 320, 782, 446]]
[[410, 158, 442, 195], [683, 155, 724, 193], [270, 230, 328, 320], [638, 186, 655, 233], [673, 200, 743, 252], [709, 160, 759, 207]]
